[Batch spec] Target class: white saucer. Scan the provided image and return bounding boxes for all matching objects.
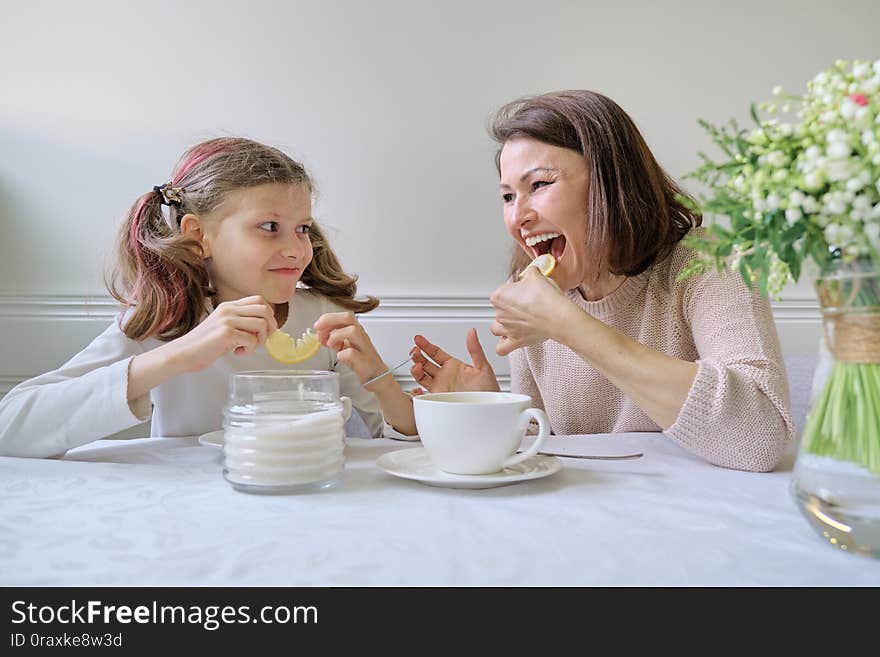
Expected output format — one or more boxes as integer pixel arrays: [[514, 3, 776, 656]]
[[197, 430, 224, 448], [375, 447, 562, 489]]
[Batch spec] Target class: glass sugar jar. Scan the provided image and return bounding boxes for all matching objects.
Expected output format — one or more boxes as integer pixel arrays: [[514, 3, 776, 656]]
[[222, 370, 351, 494]]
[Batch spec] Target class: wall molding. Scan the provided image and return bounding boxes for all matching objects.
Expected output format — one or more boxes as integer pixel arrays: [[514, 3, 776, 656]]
[[0, 292, 822, 396]]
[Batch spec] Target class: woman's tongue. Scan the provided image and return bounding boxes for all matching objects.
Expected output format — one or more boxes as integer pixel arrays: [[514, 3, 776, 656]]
[[550, 234, 566, 260]]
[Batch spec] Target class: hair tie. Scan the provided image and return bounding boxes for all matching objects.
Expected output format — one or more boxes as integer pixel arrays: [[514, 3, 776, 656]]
[[153, 182, 183, 207]]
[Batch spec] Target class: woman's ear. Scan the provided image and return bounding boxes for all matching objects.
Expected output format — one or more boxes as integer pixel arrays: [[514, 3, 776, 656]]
[[179, 213, 210, 258]]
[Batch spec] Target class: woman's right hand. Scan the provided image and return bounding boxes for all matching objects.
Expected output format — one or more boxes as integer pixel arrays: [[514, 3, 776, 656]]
[[411, 329, 500, 393], [165, 295, 278, 373]]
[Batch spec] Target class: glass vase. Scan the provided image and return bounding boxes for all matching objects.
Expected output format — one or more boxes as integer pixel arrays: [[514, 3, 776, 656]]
[[790, 259, 880, 557]]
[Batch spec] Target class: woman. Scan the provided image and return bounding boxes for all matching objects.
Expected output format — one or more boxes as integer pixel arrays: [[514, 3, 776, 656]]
[[410, 90, 793, 472]]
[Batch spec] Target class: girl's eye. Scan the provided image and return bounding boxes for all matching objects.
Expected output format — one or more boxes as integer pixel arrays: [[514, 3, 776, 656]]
[[296, 224, 312, 234], [501, 192, 514, 203], [259, 221, 279, 232]]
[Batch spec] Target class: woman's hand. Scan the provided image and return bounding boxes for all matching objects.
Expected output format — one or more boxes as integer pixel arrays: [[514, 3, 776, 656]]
[[313, 311, 387, 386], [411, 330, 500, 393], [165, 295, 278, 372], [490, 266, 569, 356]]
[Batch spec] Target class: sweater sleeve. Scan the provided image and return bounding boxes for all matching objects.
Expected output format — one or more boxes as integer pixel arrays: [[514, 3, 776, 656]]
[[665, 268, 794, 472], [0, 317, 150, 458]]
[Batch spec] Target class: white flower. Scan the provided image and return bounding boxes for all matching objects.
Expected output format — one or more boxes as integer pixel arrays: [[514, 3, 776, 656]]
[[823, 193, 848, 215], [824, 223, 855, 246], [826, 159, 855, 181], [785, 207, 803, 224], [789, 190, 806, 207], [873, 60, 880, 75], [827, 141, 851, 159], [840, 100, 857, 120], [766, 151, 787, 167], [853, 195, 873, 211], [767, 193, 781, 210], [802, 196, 820, 214], [846, 177, 867, 192], [772, 85, 783, 96], [805, 145, 822, 161], [865, 222, 880, 246], [853, 62, 870, 79], [863, 130, 877, 145], [827, 129, 848, 143], [804, 172, 824, 189]]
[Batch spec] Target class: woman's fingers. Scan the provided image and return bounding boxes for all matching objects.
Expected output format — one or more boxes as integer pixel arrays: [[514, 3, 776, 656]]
[[413, 334, 452, 365], [465, 328, 490, 369], [495, 335, 516, 357], [411, 362, 435, 389]]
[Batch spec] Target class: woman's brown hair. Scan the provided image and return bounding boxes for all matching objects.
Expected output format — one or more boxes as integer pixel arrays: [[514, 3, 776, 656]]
[[491, 90, 701, 283], [108, 137, 377, 341]]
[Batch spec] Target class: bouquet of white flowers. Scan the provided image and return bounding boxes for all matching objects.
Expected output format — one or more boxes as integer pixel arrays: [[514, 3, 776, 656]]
[[682, 58, 880, 479], [681, 58, 880, 295]]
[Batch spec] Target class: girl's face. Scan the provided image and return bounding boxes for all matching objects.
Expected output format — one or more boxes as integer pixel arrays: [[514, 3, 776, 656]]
[[197, 183, 314, 306], [499, 137, 590, 291]]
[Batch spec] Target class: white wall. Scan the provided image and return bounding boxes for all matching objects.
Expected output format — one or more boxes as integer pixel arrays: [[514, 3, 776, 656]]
[[1, 0, 877, 418]]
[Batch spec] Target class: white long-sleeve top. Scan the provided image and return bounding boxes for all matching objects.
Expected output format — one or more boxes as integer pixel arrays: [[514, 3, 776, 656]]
[[0, 289, 385, 458]]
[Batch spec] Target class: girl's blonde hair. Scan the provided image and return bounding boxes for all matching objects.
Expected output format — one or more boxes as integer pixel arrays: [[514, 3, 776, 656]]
[[108, 137, 378, 341]]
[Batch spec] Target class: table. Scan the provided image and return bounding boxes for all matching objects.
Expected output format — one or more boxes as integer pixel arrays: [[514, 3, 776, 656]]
[[1, 433, 877, 586]]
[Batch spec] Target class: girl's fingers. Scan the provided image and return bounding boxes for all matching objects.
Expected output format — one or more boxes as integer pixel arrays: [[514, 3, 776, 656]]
[[313, 311, 357, 332], [227, 316, 270, 345], [327, 325, 365, 352], [231, 329, 259, 355], [224, 303, 278, 334]]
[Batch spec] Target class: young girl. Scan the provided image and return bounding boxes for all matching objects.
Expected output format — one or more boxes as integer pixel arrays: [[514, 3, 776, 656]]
[[0, 137, 417, 458]]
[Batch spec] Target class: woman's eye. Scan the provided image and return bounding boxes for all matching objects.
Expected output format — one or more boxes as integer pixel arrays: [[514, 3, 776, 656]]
[[259, 221, 279, 232], [296, 224, 312, 234], [501, 192, 514, 203], [532, 180, 552, 191]]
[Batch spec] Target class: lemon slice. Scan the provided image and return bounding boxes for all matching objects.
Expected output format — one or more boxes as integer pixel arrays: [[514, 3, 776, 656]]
[[531, 253, 556, 277], [264, 328, 321, 364]]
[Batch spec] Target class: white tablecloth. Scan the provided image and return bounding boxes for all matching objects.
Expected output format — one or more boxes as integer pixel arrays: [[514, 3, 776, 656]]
[[1, 433, 877, 586]]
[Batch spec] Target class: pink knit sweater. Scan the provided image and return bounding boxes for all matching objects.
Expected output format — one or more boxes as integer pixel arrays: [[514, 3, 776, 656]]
[[509, 234, 794, 472]]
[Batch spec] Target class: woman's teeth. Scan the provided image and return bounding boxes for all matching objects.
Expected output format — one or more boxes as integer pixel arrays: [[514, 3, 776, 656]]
[[524, 232, 560, 247]]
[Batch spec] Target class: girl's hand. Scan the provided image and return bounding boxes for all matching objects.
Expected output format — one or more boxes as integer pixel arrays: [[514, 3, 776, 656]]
[[490, 266, 569, 356], [313, 312, 387, 386], [167, 295, 278, 372], [411, 330, 500, 393]]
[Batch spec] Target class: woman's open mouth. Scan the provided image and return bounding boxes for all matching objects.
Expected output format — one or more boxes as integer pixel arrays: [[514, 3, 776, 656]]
[[525, 232, 566, 261]]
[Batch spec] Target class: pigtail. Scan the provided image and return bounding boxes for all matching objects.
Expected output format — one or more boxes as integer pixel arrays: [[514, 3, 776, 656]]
[[107, 190, 213, 341]]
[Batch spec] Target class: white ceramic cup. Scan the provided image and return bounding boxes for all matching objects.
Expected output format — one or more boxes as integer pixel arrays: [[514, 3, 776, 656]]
[[412, 391, 550, 475]]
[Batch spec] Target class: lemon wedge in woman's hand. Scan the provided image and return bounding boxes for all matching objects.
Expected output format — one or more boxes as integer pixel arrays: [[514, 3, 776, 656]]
[[531, 254, 556, 277], [264, 328, 321, 364]]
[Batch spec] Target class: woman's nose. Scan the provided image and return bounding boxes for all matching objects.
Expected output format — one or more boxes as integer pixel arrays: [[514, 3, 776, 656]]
[[510, 198, 536, 228]]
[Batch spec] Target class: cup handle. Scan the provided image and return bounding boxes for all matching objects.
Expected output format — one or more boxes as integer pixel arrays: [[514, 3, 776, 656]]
[[501, 407, 549, 469], [340, 396, 352, 421]]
